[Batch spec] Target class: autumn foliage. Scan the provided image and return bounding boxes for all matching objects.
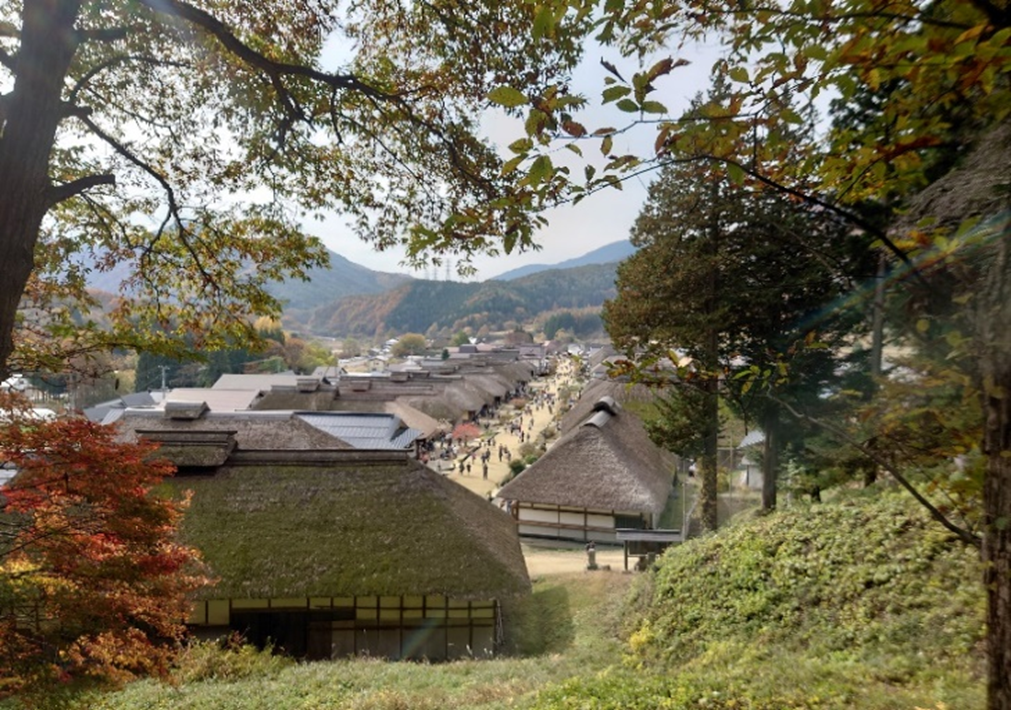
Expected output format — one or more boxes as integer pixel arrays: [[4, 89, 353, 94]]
[[0, 396, 207, 696]]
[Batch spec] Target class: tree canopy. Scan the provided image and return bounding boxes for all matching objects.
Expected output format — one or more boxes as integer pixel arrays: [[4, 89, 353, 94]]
[[0, 0, 587, 376], [0, 398, 207, 694]]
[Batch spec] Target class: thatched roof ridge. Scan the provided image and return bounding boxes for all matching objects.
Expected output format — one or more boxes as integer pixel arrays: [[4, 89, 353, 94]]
[[384, 400, 446, 437], [495, 361, 535, 383], [164, 388, 262, 412], [498, 400, 672, 514], [171, 457, 530, 600], [119, 410, 351, 450], [560, 379, 656, 435], [250, 389, 337, 411], [464, 373, 510, 400], [441, 379, 488, 412]]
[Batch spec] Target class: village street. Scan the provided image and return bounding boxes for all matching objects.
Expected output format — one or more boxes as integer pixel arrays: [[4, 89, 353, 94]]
[[432, 357, 581, 500], [420, 357, 632, 575]]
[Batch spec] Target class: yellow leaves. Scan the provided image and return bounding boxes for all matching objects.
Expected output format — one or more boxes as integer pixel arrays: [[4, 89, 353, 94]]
[[954, 23, 989, 46]]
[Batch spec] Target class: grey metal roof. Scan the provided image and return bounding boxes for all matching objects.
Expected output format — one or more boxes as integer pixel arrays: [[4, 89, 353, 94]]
[[297, 413, 421, 450]]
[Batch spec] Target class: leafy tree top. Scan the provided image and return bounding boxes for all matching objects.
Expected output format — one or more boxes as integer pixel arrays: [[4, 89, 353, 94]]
[[0, 0, 587, 374]]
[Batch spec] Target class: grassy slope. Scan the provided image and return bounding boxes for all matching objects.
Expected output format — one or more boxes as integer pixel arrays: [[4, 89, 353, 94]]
[[76, 573, 633, 710], [45, 491, 983, 710], [535, 490, 985, 710]]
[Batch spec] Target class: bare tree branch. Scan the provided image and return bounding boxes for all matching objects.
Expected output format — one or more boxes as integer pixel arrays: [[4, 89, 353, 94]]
[[45, 174, 116, 209]]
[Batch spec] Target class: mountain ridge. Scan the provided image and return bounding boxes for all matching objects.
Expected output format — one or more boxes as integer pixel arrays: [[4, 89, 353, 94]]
[[489, 239, 636, 281]]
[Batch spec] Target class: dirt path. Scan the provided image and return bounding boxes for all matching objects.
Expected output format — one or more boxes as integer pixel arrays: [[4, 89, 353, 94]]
[[522, 543, 628, 577]]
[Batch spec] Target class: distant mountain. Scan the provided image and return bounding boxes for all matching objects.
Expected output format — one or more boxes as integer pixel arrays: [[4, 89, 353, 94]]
[[490, 239, 636, 281], [81, 249, 410, 331], [309, 261, 618, 337], [271, 251, 410, 329]]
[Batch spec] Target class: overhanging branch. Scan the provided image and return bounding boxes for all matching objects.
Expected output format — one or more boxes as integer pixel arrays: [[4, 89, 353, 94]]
[[136, 0, 394, 100], [45, 174, 116, 209]]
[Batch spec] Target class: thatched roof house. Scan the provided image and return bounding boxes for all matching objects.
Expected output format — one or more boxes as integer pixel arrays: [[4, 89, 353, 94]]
[[498, 396, 674, 543], [559, 378, 656, 435], [118, 409, 422, 452], [155, 445, 530, 660]]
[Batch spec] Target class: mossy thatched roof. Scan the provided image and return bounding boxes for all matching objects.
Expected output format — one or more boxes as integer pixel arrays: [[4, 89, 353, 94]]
[[170, 453, 529, 600], [499, 399, 673, 515], [120, 410, 351, 450]]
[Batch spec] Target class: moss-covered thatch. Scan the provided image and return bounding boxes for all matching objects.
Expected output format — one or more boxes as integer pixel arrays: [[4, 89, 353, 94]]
[[499, 401, 673, 515], [169, 454, 529, 601], [122, 411, 350, 450]]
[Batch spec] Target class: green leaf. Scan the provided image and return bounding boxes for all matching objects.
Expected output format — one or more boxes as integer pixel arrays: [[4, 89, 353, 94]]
[[616, 98, 639, 113], [532, 6, 555, 40], [601, 135, 613, 156], [729, 66, 749, 83], [488, 86, 528, 108], [566, 143, 583, 157], [727, 162, 745, 184], [527, 155, 553, 186], [508, 138, 533, 154], [501, 155, 524, 176], [602, 85, 632, 103], [640, 100, 667, 114]]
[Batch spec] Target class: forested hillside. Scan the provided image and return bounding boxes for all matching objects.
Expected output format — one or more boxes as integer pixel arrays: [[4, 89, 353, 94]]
[[306, 262, 618, 337]]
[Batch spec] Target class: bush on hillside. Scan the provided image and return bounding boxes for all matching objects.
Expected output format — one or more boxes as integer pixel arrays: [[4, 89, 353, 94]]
[[533, 491, 984, 710], [627, 491, 983, 668]]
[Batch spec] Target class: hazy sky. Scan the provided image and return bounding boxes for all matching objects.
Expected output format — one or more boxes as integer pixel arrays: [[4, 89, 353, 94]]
[[312, 32, 723, 281]]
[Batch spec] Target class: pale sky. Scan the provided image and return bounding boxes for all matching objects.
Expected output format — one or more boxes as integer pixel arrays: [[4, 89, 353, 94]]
[[310, 34, 724, 281]]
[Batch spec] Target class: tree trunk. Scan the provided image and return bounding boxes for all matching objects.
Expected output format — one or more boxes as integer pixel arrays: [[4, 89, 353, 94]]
[[979, 217, 1011, 710], [983, 385, 1011, 710], [699, 372, 719, 532], [760, 410, 778, 512], [0, 0, 81, 374]]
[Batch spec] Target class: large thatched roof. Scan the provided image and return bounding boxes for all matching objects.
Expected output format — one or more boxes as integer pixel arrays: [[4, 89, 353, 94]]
[[560, 378, 656, 435], [167, 452, 530, 600], [498, 398, 673, 514], [895, 120, 1011, 233], [120, 410, 350, 451]]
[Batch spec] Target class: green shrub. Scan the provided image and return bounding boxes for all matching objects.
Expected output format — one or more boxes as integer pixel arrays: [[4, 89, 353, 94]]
[[173, 636, 294, 684]]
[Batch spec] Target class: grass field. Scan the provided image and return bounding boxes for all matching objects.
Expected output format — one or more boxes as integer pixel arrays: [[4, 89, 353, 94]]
[[15, 490, 985, 710], [70, 570, 634, 710]]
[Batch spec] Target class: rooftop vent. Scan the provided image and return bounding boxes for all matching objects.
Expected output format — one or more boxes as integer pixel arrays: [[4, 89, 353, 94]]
[[296, 377, 321, 393], [592, 396, 619, 416], [164, 401, 209, 420]]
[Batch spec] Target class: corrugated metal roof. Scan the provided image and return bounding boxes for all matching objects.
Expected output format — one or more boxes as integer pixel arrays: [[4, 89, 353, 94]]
[[297, 413, 421, 450]]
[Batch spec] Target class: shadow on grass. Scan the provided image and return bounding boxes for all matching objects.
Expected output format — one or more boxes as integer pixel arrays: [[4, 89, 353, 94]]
[[504, 583, 576, 657]]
